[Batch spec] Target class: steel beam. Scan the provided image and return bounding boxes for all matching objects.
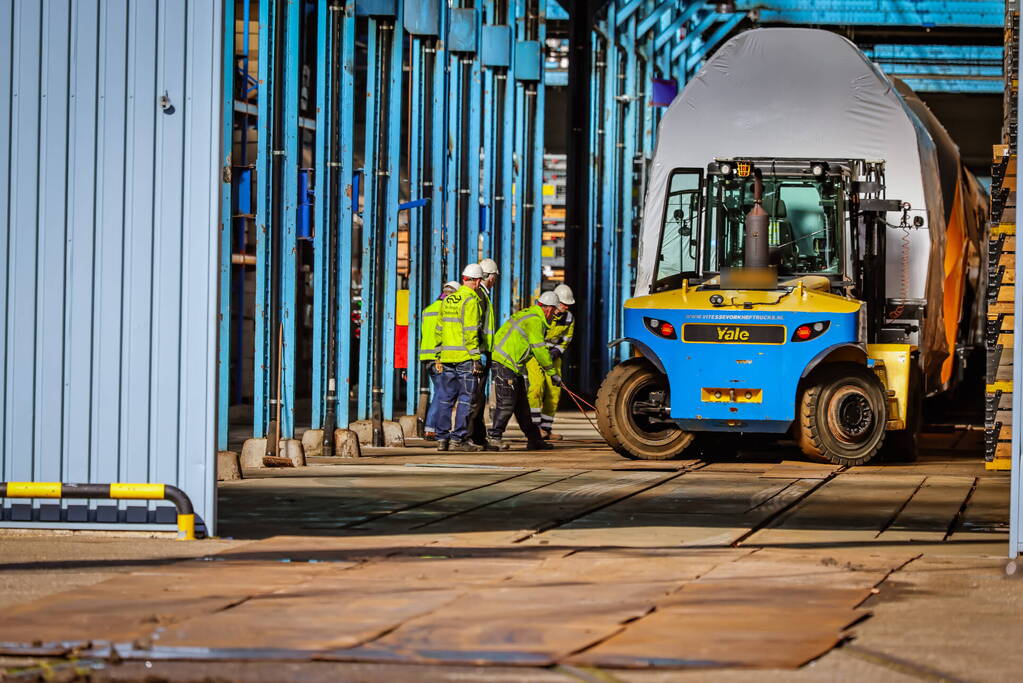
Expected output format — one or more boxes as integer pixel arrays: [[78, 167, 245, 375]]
[[335, 2, 356, 428], [279, 0, 301, 439], [217, 0, 236, 451], [253, 0, 277, 438]]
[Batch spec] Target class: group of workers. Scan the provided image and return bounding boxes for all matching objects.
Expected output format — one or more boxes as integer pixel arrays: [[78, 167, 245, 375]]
[[418, 258, 576, 452]]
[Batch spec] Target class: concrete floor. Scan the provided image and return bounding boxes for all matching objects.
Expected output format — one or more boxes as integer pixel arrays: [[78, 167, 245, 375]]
[[1, 415, 1019, 681]]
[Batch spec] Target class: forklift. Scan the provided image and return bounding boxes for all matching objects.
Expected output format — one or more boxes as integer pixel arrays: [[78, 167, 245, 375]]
[[596, 158, 923, 465]]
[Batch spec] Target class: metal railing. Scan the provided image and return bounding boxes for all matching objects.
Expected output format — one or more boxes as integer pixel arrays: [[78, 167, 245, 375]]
[[0, 482, 197, 540]]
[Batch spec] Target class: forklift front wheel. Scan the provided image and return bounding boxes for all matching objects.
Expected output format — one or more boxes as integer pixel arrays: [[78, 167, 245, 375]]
[[797, 363, 888, 466], [596, 358, 696, 460]]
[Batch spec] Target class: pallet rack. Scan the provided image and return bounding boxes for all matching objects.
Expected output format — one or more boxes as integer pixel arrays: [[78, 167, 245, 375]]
[[987, 3, 1019, 471]]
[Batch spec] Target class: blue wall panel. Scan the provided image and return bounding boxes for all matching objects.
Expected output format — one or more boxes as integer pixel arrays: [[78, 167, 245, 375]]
[[0, 0, 222, 533]]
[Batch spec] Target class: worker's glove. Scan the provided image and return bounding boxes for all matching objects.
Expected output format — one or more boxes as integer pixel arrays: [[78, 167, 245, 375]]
[[550, 348, 562, 360], [472, 360, 486, 376], [434, 360, 444, 374], [550, 374, 564, 387]]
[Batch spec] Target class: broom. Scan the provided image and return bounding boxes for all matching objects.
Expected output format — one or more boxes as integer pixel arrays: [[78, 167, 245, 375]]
[[264, 321, 296, 467]]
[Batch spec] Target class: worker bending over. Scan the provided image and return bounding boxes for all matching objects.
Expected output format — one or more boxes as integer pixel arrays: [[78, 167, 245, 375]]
[[487, 291, 563, 451], [433, 264, 487, 452], [527, 284, 575, 440], [468, 258, 500, 445], [419, 280, 461, 440]]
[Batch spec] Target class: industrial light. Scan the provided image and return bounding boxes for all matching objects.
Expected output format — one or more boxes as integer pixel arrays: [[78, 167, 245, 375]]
[[644, 317, 678, 339], [720, 163, 732, 176], [811, 163, 826, 177], [744, 391, 753, 400], [709, 294, 725, 306], [791, 320, 830, 342]]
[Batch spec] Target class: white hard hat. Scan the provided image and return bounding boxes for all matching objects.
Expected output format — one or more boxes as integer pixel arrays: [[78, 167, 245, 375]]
[[554, 283, 575, 305], [537, 291, 560, 307], [461, 263, 484, 279], [442, 280, 460, 293], [479, 258, 499, 275]]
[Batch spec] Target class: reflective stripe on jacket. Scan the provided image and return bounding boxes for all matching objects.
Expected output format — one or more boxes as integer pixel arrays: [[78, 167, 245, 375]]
[[418, 299, 443, 361], [436, 285, 483, 363], [546, 310, 575, 354], [477, 285, 496, 353], [492, 305, 555, 375]]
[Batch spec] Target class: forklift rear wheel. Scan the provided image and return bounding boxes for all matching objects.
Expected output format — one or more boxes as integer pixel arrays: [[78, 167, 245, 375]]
[[797, 363, 887, 466], [596, 358, 696, 460]]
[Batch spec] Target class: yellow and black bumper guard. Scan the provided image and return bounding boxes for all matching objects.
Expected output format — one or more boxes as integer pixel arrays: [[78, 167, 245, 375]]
[[0, 482, 196, 540]]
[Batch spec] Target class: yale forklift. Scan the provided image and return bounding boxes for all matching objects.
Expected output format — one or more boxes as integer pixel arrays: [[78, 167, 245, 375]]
[[596, 159, 923, 465]]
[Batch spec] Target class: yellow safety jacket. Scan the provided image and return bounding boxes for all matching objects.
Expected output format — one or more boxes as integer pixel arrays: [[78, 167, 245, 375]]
[[477, 285, 496, 353], [492, 305, 556, 375], [546, 310, 575, 355], [418, 299, 443, 361], [436, 285, 483, 364]]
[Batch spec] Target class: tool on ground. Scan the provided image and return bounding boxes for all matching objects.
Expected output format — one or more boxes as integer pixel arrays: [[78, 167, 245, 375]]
[[264, 321, 296, 467]]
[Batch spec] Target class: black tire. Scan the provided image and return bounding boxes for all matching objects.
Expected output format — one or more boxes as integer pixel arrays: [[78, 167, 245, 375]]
[[796, 363, 888, 466], [596, 358, 696, 460], [878, 361, 922, 463]]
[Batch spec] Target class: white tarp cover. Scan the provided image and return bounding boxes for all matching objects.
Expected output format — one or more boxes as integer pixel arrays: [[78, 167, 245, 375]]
[[637, 28, 950, 378]]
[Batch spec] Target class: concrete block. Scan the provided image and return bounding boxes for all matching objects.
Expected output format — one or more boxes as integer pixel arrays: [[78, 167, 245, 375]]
[[347, 420, 406, 447], [334, 429, 362, 458], [398, 414, 420, 439], [349, 420, 373, 445], [383, 421, 406, 447], [279, 438, 306, 467], [301, 429, 324, 458], [240, 438, 267, 469], [217, 450, 242, 481]]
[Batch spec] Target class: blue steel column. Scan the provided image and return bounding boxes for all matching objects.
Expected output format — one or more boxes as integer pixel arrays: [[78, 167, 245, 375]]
[[311, 0, 333, 430], [253, 0, 277, 438], [406, 33, 426, 416], [358, 19, 381, 420], [217, 0, 236, 451], [380, 11, 406, 420], [446, 41, 463, 276], [600, 6, 620, 371], [335, 2, 356, 428], [431, 6, 449, 283], [466, 19, 482, 261], [279, 0, 301, 438], [617, 14, 638, 362], [529, 0, 547, 299], [498, 8, 517, 320]]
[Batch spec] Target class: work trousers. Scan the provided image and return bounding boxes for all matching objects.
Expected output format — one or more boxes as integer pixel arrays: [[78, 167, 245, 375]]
[[468, 357, 491, 445], [488, 363, 545, 446], [526, 356, 562, 431], [434, 361, 479, 442], [423, 363, 443, 434]]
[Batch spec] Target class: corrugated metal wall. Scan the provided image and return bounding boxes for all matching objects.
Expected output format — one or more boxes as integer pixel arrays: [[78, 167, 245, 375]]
[[0, 0, 222, 533]]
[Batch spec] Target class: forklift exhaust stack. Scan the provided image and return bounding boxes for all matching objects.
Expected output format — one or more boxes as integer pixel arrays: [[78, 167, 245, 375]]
[[744, 168, 770, 270]]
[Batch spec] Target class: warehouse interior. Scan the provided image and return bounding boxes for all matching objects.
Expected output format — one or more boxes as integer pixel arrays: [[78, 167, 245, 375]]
[[218, 0, 1007, 450], [1, 1, 1023, 678]]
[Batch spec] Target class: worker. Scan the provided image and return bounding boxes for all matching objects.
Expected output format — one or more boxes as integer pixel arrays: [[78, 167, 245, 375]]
[[487, 291, 563, 451], [526, 283, 575, 440], [468, 257, 500, 445], [419, 280, 461, 441], [433, 264, 487, 452]]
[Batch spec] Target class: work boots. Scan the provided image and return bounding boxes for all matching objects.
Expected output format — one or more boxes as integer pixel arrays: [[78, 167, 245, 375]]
[[451, 440, 484, 452], [436, 440, 450, 452], [486, 438, 509, 451], [527, 440, 554, 451]]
